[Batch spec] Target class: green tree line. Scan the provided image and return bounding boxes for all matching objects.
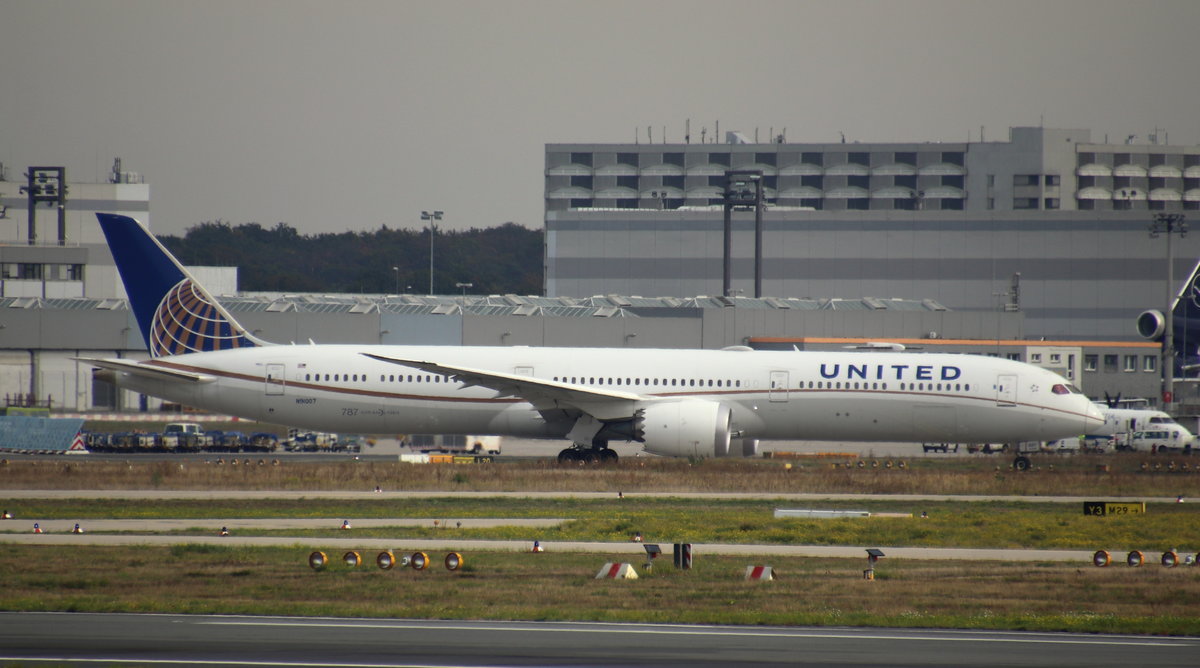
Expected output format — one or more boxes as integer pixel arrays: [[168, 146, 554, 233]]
[[159, 221, 543, 295]]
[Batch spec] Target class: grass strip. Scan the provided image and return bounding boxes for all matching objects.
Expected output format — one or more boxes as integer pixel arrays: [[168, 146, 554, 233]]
[[7, 498, 1199, 551], [1, 544, 1197, 636]]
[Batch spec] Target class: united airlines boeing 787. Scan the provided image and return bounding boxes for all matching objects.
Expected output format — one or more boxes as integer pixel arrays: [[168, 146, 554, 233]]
[[82, 213, 1103, 462]]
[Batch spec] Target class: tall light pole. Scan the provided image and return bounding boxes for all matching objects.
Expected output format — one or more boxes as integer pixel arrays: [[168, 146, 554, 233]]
[[1149, 212, 1187, 409], [421, 210, 443, 295], [455, 282, 473, 306], [391, 266, 400, 295]]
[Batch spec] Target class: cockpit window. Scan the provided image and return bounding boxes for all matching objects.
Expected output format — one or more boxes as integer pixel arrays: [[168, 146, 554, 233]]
[[1050, 384, 1077, 395]]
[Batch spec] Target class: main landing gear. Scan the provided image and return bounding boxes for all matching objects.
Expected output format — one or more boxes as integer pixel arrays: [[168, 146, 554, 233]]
[[558, 440, 619, 464]]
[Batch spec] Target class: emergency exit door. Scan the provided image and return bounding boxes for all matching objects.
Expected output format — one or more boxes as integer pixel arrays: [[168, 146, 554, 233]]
[[769, 370, 789, 402], [265, 363, 286, 396], [995, 374, 1017, 406]]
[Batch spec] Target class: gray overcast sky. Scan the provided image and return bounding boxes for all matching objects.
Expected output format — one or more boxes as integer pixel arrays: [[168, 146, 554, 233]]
[[3, 0, 1198, 236]]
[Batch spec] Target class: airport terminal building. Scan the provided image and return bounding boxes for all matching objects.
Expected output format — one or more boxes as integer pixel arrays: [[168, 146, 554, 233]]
[[545, 127, 1200, 343]]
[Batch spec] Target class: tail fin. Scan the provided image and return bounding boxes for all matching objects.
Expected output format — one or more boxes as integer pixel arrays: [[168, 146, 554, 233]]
[[96, 213, 265, 357], [1138, 259, 1200, 340]]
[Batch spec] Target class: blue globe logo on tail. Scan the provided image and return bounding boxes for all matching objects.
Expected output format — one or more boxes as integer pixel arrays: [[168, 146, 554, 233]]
[[96, 212, 262, 358], [151, 278, 255, 356]]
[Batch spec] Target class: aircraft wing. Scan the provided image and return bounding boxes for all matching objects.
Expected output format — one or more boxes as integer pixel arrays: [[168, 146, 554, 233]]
[[362, 352, 644, 420], [75, 357, 217, 384]]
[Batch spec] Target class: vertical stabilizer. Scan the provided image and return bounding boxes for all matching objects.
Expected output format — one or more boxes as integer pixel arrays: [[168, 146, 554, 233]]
[[96, 213, 263, 357]]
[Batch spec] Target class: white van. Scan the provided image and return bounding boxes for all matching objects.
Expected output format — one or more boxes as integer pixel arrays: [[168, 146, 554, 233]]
[[1127, 427, 1193, 453]]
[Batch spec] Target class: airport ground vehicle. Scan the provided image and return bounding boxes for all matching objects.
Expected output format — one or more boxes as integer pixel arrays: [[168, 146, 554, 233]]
[[406, 434, 501, 455], [1124, 428, 1193, 453], [82, 425, 279, 453]]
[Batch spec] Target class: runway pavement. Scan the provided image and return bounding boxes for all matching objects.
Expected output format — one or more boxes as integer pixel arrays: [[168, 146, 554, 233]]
[[2, 612, 1197, 667]]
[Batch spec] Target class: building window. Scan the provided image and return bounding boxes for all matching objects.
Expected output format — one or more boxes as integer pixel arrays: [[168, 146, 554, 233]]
[[570, 152, 593, 166], [986, 175, 995, 187], [569, 198, 592, 208], [1104, 355, 1118, 372], [847, 198, 869, 210], [942, 152, 964, 166], [987, 197, 995, 210], [1044, 175, 1060, 186], [663, 175, 684, 189], [663, 152, 684, 166], [1013, 197, 1038, 210], [1123, 355, 1137, 372], [1030, 353, 1042, 363], [1044, 198, 1060, 210], [617, 152, 639, 167], [941, 198, 964, 210], [1084, 354, 1098, 372], [1049, 353, 1061, 364], [1013, 174, 1039, 186], [570, 175, 593, 189], [848, 152, 869, 166], [1144, 355, 1157, 372]]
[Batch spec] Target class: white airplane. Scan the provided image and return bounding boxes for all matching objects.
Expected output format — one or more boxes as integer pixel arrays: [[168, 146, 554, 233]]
[[82, 213, 1104, 462], [1092, 402, 1194, 452]]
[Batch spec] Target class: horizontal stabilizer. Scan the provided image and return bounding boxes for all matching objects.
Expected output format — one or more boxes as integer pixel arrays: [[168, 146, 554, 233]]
[[75, 357, 216, 384]]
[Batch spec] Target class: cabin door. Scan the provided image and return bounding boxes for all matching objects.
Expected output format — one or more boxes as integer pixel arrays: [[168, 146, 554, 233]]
[[265, 363, 286, 396], [769, 370, 789, 402], [995, 374, 1017, 406]]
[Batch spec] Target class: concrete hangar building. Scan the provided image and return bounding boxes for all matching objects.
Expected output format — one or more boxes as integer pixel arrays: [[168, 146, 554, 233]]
[[546, 126, 1200, 408]]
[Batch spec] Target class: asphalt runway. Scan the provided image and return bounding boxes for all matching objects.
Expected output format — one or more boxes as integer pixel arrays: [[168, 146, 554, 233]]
[[1, 612, 1197, 667]]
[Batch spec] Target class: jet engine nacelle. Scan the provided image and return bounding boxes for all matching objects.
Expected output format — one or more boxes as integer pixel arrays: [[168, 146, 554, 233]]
[[638, 400, 732, 458], [1137, 309, 1166, 341]]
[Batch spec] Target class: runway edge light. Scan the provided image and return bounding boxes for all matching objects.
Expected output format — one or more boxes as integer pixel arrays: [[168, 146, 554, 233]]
[[308, 551, 328, 571]]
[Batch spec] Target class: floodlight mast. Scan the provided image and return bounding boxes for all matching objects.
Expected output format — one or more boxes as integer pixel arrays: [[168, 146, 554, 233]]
[[1149, 213, 1187, 409], [422, 210, 444, 295], [722, 170, 764, 298]]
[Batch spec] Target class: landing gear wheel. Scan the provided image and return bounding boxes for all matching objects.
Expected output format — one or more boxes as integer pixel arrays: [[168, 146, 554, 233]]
[[1012, 455, 1032, 471], [581, 450, 600, 464], [599, 448, 619, 463], [557, 449, 580, 463]]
